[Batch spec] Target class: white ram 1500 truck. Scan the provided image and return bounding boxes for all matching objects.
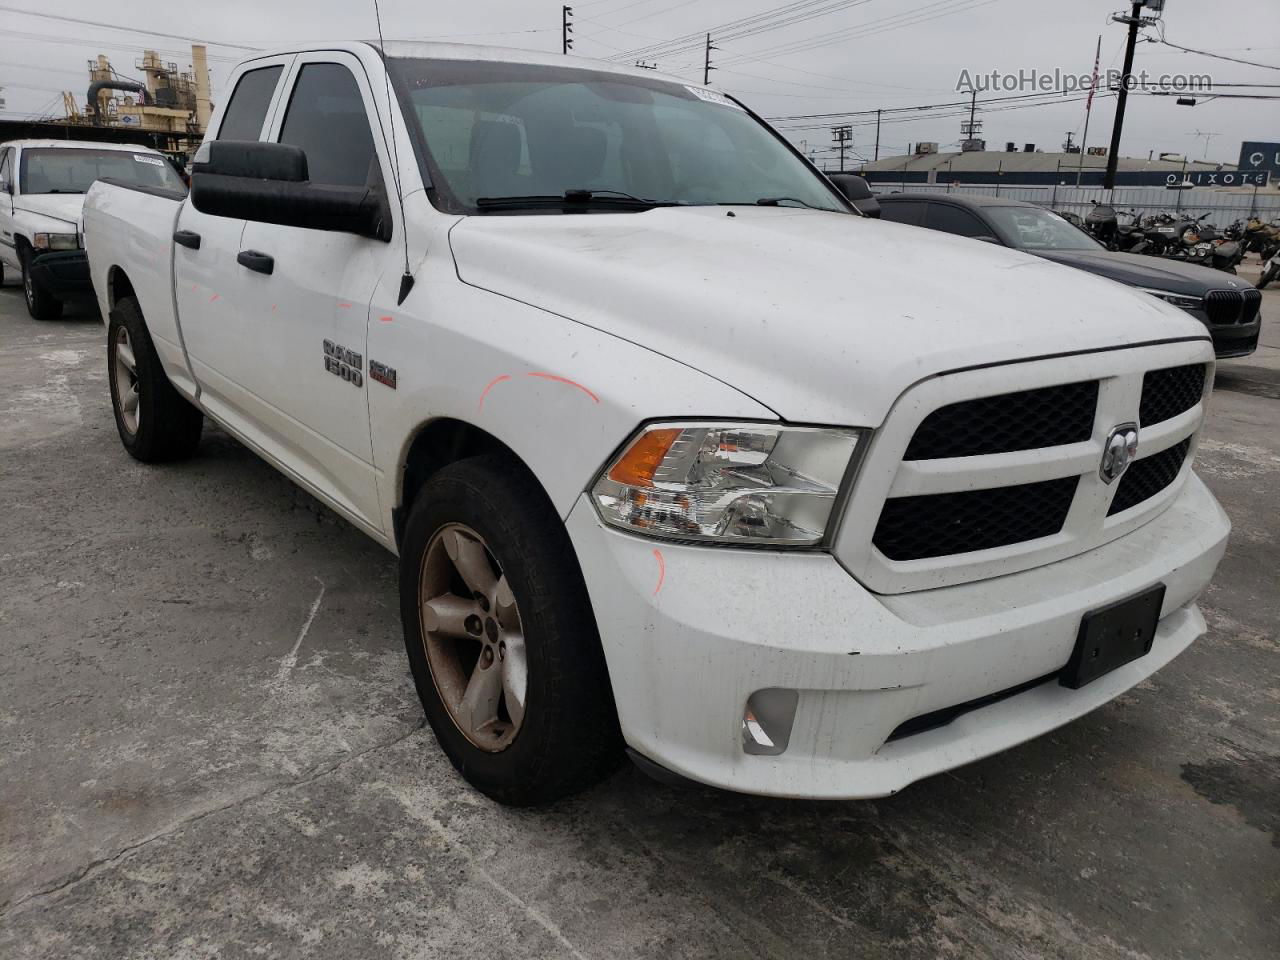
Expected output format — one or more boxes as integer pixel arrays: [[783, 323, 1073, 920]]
[[83, 43, 1230, 805]]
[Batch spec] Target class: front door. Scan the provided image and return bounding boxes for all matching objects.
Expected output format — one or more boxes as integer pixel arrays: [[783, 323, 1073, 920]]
[[230, 52, 400, 531]]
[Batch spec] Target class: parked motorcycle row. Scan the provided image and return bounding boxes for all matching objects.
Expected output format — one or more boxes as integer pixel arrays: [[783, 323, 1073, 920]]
[[1060, 203, 1280, 276]]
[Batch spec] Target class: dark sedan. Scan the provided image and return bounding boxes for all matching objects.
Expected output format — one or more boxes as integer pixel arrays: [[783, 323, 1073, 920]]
[[878, 194, 1261, 358]]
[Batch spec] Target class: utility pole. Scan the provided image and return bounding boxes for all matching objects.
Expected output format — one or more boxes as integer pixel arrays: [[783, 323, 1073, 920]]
[[1104, 1, 1144, 190], [562, 6, 573, 55], [874, 108, 882, 161], [832, 125, 852, 172], [704, 33, 717, 86]]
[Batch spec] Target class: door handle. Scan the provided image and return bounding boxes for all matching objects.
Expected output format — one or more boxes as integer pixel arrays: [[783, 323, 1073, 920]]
[[173, 229, 201, 250], [237, 250, 274, 275]]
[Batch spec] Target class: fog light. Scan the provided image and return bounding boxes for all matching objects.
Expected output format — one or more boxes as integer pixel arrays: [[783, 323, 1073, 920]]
[[742, 689, 799, 756]]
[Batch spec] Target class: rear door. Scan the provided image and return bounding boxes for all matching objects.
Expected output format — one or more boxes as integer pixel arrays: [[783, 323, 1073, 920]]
[[230, 51, 398, 530], [175, 57, 292, 426]]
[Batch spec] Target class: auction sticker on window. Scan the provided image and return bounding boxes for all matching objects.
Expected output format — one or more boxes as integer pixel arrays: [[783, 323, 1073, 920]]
[[685, 86, 743, 110], [133, 154, 164, 166]]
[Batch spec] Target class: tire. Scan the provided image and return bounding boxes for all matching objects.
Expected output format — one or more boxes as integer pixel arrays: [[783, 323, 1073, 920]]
[[107, 297, 203, 462], [1260, 264, 1278, 290], [21, 254, 63, 320], [399, 455, 622, 805]]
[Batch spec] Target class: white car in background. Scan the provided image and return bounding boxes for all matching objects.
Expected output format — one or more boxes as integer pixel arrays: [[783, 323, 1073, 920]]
[[0, 139, 184, 318], [83, 43, 1229, 805]]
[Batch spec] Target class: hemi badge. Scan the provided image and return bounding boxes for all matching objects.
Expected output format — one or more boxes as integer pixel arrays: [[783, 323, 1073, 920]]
[[370, 360, 398, 390]]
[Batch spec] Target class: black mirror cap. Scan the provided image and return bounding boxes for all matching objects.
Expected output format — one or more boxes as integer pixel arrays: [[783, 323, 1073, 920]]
[[828, 174, 880, 218], [191, 140, 308, 182], [191, 175, 391, 242], [830, 174, 874, 201]]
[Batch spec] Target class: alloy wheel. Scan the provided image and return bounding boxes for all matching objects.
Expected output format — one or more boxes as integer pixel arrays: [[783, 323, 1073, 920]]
[[419, 523, 528, 751], [113, 326, 141, 434]]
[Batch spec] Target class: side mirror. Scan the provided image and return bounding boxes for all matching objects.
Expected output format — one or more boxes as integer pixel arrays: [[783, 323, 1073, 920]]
[[190, 140, 390, 241], [829, 174, 880, 219], [0, 176, 11, 196]]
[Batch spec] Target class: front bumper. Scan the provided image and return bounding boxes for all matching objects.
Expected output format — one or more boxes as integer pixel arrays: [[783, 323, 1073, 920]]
[[567, 473, 1230, 799], [28, 250, 91, 297]]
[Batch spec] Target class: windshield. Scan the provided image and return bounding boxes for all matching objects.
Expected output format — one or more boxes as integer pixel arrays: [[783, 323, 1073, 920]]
[[19, 148, 185, 195], [986, 206, 1104, 252], [389, 58, 846, 214]]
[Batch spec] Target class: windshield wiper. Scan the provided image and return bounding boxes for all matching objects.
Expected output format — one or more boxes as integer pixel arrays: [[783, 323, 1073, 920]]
[[754, 197, 822, 210], [475, 189, 683, 211], [39, 189, 85, 195]]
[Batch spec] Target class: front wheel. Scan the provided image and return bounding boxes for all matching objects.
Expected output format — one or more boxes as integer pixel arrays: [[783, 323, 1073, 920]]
[[1260, 263, 1279, 290], [399, 456, 622, 805], [21, 255, 63, 320], [107, 297, 204, 462]]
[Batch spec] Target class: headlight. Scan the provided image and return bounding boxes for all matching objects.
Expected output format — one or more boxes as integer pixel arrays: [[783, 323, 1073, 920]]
[[591, 422, 862, 546], [1142, 289, 1203, 311], [32, 233, 79, 251]]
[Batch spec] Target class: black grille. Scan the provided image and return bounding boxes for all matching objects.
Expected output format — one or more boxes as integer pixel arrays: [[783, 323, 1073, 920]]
[[1204, 289, 1257, 326], [873, 477, 1078, 561], [1139, 364, 1205, 426], [1241, 289, 1262, 326], [904, 381, 1098, 460], [1108, 439, 1191, 515]]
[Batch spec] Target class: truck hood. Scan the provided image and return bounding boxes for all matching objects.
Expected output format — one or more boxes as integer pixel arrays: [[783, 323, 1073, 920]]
[[14, 194, 85, 232], [1036, 248, 1255, 296], [450, 207, 1208, 425]]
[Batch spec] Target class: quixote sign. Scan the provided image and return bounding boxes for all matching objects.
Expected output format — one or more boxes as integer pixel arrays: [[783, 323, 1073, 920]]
[[1172, 169, 1270, 187], [1237, 141, 1280, 181]]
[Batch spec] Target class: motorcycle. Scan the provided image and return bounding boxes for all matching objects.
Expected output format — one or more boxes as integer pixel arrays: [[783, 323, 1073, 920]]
[[1260, 249, 1280, 290]]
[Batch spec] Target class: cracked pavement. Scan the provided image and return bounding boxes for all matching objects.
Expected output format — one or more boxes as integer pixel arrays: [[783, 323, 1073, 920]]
[[0, 280, 1277, 959]]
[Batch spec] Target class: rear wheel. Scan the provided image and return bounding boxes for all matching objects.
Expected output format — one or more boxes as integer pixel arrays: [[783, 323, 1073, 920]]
[[21, 254, 62, 320], [108, 297, 203, 462], [399, 456, 622, 805]]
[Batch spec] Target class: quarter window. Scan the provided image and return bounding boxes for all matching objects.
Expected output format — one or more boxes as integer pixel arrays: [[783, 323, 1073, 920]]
[[278, 63, 378, 188], [217, 65, 284, 141]]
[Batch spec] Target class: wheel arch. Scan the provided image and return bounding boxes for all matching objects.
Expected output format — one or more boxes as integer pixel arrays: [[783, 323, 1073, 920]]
[[395, 417, 557, 550], [105, 265, 136, 310]]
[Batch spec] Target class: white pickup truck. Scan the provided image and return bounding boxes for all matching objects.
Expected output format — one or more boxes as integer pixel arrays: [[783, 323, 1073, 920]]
[[1, 139, 183, 319], [84, 42, 1230, 805]]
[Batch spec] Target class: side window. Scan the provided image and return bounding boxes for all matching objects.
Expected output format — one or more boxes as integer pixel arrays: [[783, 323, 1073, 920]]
[[217, 65, 284, 141], [278, 63, 377, 188], [926, 204, 989, 238], [878, 200, 926, 226]]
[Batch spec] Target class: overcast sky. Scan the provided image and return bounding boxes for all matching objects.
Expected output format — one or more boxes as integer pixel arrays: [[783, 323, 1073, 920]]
[[2, 0, 1277, 165]]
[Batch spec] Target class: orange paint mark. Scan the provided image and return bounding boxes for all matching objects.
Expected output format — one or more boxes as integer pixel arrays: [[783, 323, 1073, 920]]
[[379, 315, 394, 323], [209, 293, 220, 303], [478, 374, 512, 412], [190, 283, 198, 292], [526, 372, 600, 404], [337, 302, 353, 309], [652, 549, 666, 597]]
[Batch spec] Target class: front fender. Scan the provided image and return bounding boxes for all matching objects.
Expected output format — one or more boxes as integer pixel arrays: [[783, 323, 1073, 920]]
[[367, 276, 776, 539]]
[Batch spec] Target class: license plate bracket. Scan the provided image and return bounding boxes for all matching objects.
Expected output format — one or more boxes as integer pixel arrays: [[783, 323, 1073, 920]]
[[1060, 584, 1166, 689]]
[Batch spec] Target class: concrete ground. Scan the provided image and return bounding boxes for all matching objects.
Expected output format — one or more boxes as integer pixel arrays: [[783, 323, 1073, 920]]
[[0, 270, 1276, 960]]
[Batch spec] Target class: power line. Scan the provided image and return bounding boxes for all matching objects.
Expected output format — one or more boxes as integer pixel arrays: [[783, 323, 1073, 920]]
[[1153, 37, 1280, 71], [0, 4, 262, 50]]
